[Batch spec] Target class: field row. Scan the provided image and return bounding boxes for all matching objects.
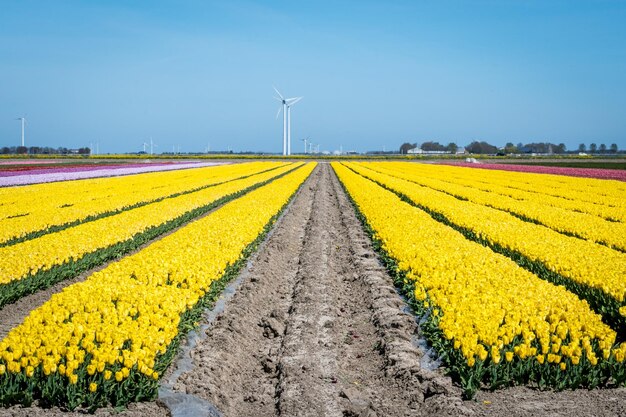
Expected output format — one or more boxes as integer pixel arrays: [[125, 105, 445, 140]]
[[0, 162, 298, 307], [440, 163, 626, 222], [364, 162, 626, 250], [0, 161, 288, 245], [0, 161, 222, 187], [0, 162, 315, 409], [333, 162, 626, 396], [346, 162, 626, 331], [443, 162, 626, 207]]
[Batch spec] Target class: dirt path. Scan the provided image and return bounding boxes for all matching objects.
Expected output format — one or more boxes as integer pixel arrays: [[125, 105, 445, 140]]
[[170, 163, 464, 417]]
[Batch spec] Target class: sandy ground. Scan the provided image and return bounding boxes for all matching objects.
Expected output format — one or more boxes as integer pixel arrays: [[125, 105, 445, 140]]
[[1, 163, 625, 416]]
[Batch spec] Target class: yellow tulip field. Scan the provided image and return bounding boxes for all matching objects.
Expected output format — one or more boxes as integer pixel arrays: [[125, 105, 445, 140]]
[[0, 161, 288, 246], [0, 158, 623, 411], [0, 162, 315, 409], [333, 162, 626, 396], [0, 162, 299, 307]]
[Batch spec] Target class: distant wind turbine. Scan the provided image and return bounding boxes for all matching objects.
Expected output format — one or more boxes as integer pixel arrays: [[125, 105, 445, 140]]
[[301, 136, 311, 154], [148, 137, 157, 155], [274, 87, 302, 156], [15, 117, 25, 147]]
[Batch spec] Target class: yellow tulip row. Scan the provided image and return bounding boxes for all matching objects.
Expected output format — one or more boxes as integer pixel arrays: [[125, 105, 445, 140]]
[[0, 162, 315, 408], [0, 161, 288, 245], [345, 162, 626, 307], [332, 162, 626, 393], [444, 163, 626, 209], [451, 163, 626, 222], [376, 162, 626, 223], [0, 162, 299, 287], [360, 162, 626, 251]]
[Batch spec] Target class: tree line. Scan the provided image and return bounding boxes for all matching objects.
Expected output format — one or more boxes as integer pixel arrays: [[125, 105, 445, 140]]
[[400, 141, 621, 155], [1, 146, 91, 155], [577, 143, 619, 153]]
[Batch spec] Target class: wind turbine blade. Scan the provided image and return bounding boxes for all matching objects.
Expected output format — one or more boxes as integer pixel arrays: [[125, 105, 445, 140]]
[[274, 96, 283, 102], [286, 97, 303, 106], [273, 86, 284, 100], [275, 106, 283, 119]]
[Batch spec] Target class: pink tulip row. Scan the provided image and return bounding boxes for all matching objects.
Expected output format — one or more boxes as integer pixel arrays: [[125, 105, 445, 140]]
[[0, 162, 223, 187], [445, 162, 626, 181], [0, 162, 178, 177]]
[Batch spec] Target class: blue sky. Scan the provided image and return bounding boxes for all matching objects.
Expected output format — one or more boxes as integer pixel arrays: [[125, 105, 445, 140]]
[[1, 0, 625, 153]]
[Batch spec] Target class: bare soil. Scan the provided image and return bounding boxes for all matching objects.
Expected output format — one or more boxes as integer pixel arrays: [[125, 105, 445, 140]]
[[1, 163, 625, 417], [170, 164, 466, 416]]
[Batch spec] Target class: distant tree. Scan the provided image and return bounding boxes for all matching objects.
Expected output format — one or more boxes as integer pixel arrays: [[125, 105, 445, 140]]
[[556, 143, 567, 154], [421, 141, 446, 152], [1, 147, 9, 154], [504, 142, 518, 154], [78, 147, 91, 155], [28, 146, 41, 155], [399, 142, 417, 154], [466, 141, 498, 154], [16, 146, 27, 154], [520, 142, 549, 153], [610, 143, 619, 153], [599, 144, 607, 153], [446, 142, 458, 154], [590, 143, 597, 153], [578, 143, 586, 152]]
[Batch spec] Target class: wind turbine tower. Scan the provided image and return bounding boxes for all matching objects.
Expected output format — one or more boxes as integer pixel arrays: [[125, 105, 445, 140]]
[[274, 87, 302, 156], [148, 137, 157, 155], [16, 117, 25, 147]]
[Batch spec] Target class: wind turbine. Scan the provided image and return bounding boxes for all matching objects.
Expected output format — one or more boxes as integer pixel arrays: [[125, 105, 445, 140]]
[[301, 136, 311, 154], [274, 87, 302, 156], [15, 117, 25, 147], [148, 137, 157, 155], [142, 142, 148, 153]]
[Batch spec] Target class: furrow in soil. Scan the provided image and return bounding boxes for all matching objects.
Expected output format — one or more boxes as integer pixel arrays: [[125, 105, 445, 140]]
[[173, 164, 440, 417]]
